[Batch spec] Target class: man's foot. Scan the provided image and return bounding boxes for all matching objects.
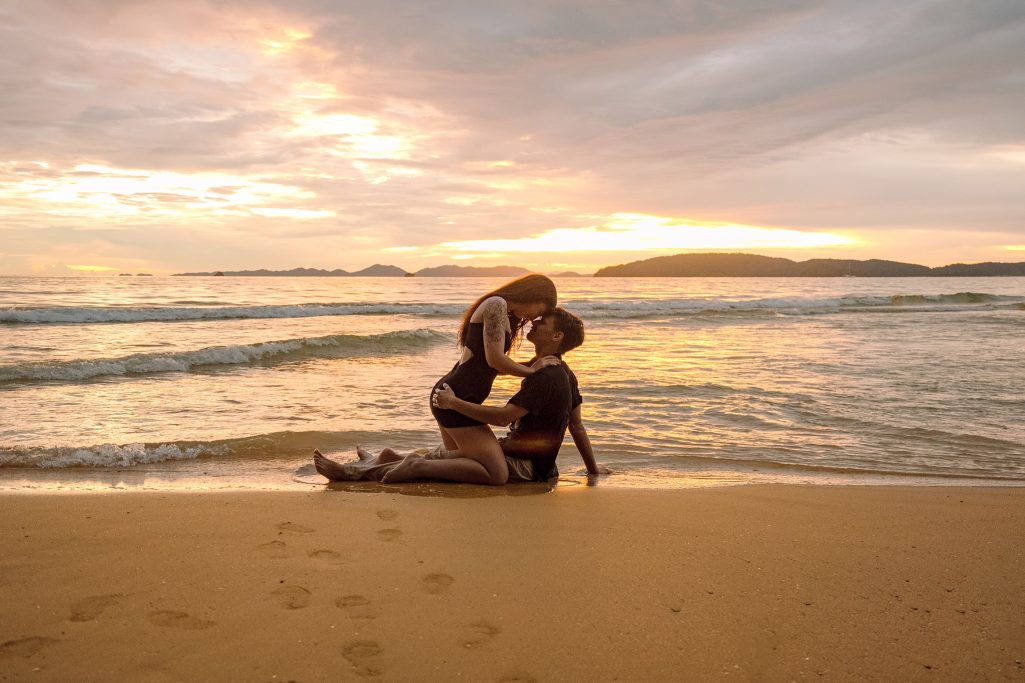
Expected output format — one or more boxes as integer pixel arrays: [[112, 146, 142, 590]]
[[380, 453, 424, 483], [313, 449, 368, 482], [355, 445, 375, 461]]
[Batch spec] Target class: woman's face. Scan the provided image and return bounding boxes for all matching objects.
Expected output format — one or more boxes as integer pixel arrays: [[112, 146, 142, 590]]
[[509, 301, 548, 320]]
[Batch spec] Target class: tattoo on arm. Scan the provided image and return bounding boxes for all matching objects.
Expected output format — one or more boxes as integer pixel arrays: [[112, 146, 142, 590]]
[[481, 297, 509, 345]]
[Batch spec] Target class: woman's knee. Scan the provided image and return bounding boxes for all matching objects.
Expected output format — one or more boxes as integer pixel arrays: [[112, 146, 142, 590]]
[[450, 426, 507, 484]]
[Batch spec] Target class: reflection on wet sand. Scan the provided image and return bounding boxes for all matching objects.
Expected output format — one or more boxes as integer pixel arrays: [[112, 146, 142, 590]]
[[324, 479, 560, 498]]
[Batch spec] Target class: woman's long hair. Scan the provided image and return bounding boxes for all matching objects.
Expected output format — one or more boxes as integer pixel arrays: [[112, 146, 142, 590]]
[[457, 274, 558, 347]]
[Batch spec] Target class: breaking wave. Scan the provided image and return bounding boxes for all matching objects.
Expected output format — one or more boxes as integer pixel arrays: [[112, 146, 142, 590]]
[[3, 292, 1021, 325], [0, 442, 216, 469], [0, 430, 424, 469], [0, 329, 450, 383], [0, 302, 464, 324], [565, 292, 1024, 319]]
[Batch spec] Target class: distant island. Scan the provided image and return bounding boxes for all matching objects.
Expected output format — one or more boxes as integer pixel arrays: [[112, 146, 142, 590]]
[[174, 253, 1025, 278], [176, 264, 534, 277], [176, 264, 407, 277], [413, 265, 530, 277], [594, 253, 1025, 277]]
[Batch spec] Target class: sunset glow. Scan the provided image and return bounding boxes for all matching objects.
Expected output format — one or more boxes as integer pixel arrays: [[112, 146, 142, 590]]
[[437, 214, 857, 255], [2, 2, 1023, 274]]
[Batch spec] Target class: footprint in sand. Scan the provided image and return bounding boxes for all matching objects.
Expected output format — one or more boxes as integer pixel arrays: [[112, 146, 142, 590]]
[[276, 522, 314, 534], [0, 636, 59, 658], [376, 528, 402, 542], [147, 611, 216, 630], [308, 548, 342, 562], [335, 595, 378, 626], [256, 540, 289, 559], [460, 621, 501, 649], [269, 584, 311, 610], [342, 640, 383, 678], [376, 509, 398, 521], [69, 593, 122, 622], [421, 573, 454, 595]]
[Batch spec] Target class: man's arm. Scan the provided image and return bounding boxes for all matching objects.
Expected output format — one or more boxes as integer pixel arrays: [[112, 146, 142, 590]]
[[568, 405, 609, 475], [433, 383, 527, 427]]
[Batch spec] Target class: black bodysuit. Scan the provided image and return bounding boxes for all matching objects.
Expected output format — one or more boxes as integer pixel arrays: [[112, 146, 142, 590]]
[[430, 321, 512, 428]]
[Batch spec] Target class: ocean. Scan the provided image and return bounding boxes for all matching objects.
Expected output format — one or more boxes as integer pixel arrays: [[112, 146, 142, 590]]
[[2, 275, 1023, 491]]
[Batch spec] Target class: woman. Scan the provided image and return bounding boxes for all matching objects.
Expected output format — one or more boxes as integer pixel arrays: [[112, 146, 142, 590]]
[[382, 274, 559, 485]]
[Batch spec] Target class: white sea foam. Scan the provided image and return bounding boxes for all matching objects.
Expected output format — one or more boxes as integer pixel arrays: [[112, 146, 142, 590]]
[[3, 292, 1020, 324], [564, 292, 1023, 318], [0, 329, 450, 382], [0, 442, 217, 468]]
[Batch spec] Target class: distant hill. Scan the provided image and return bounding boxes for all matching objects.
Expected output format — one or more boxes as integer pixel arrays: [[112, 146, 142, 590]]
[[176, 266, 409, 277], [930, 262, 1025, 276], [175, 264, 534, 277], [174, 254, 1025, 278], [594, 253, 1025, 277], [413, 265, 531, 277], [351, 264, 408, 277]]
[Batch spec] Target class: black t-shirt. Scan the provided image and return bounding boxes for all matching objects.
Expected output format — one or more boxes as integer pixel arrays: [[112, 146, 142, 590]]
[[503, 360, 582, 480]]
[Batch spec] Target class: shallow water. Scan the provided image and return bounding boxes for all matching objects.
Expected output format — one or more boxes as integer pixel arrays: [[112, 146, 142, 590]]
[[2, 275, 1024, 491]]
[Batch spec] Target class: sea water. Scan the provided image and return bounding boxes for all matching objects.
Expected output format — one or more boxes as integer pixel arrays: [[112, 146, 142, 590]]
[[1, 275, 1023, 491]]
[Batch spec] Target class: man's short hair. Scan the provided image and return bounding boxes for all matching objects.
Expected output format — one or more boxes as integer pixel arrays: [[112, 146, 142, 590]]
[[550, 307, 584, 354]]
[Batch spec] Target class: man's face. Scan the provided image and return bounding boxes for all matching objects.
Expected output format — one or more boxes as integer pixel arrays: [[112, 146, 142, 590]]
[[526, 315, 555, 346]]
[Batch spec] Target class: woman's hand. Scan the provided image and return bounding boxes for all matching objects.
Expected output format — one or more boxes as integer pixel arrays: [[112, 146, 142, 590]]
[[432, 383, 458, 410], [530, 355, 561, 371]]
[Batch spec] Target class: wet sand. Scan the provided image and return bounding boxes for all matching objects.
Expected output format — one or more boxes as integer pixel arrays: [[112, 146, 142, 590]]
[[1, 485, 1024, 681]]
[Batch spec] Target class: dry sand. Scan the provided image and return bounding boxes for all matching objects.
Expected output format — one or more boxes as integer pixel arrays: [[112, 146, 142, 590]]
[[1, 484, 1024, 681]]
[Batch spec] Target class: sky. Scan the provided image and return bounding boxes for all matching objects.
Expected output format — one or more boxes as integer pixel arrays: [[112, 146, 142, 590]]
[[2, 0, 1024, 275]]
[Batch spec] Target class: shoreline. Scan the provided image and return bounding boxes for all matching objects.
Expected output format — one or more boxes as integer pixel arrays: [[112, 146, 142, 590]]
[[3, 485, 1024, 680], [3, 456, 1025, 495]]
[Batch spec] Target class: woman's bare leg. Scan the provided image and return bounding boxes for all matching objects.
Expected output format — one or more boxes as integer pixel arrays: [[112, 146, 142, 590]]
[[438, 425, 458, 451], [383, 425, 507, 485]]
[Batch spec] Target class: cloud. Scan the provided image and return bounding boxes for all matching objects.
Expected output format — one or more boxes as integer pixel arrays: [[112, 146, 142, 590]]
[[2, 0, 1024, 273]]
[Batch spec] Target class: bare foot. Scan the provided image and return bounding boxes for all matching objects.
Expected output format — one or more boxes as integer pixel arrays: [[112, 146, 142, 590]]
[[355, 445, 375, 461], [381, 453, 423, 483], [313, 450, 367, 482]]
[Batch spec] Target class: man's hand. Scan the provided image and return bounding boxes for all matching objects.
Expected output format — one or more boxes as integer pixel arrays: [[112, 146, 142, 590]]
[[432, 383, 458, 410], [530, 355, 561, 371]]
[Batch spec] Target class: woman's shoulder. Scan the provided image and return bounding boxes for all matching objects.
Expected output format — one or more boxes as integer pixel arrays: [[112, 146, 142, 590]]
[[469, 295, 507, 322]]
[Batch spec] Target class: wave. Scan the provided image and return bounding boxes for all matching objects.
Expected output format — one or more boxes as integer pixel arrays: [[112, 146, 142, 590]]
[[4, 292, 1022, 325], [0, 442, 217, 468], [563, 291, 1025, 319], [0, 329, 450, 383], [0, 302, 465, 324], [0, 430, 427, 469]]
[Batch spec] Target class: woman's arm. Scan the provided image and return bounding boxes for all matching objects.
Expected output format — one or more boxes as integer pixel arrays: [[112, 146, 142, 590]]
[[478, 297, 534, 377], [433, 383, 528, 427]]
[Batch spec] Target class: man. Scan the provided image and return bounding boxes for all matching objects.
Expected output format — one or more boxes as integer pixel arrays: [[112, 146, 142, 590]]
[[313, 307, 606, 483]]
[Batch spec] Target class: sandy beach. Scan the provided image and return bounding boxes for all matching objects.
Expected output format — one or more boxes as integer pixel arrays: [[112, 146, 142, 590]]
[[2, 484, 1023, 681]]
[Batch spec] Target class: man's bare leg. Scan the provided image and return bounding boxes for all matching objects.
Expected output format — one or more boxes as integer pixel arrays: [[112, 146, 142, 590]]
[[382, 453, 501, 485], [366, 446, 464, 464]]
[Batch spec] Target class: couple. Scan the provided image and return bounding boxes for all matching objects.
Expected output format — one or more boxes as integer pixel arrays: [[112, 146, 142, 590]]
[[313, 274, 605, 485]]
